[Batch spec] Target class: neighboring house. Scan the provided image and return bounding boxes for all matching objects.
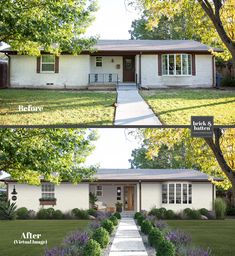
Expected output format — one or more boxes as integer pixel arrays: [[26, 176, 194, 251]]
[[1, 169, 220, 213], [0, 40, 221, 89]]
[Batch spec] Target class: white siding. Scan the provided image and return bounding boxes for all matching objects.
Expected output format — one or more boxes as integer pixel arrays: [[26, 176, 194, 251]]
[[8, 183, 89, 212], [141, 54, 213, 88], [10, 55, 90, 88], [90, 56, 123, 82], [141, 182, 213, 212]]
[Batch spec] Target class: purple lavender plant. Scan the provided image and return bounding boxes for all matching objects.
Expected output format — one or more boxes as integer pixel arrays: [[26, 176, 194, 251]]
[[166, 229, 191, 247], [96, 211, 111, 220], [45, 246, 72, 256], [186, 247, 212, 256], [89, 220, 101, 230], [154, 220, 168, 231], [63, 231, 89, 247], [146, 215, 156, 224]]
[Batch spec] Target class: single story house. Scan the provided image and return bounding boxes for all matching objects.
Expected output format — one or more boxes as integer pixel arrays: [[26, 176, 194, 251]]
[[1, 169, 220, 213], [1, 40, 221, 89]]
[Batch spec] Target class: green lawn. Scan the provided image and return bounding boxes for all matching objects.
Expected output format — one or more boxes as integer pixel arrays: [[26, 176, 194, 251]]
[[0, 220, 90, 256], [0, 89, 116, 125], [167, 219, 235, 256], [141, 89, 235, 125]]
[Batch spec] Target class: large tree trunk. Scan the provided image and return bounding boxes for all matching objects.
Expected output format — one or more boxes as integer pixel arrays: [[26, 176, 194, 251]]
[[204, 128, 235, 207]]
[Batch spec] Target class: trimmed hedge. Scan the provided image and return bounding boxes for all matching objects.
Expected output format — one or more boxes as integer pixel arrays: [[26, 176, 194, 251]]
[[101, 219, 114, 234], [109, 215, 118, 226], [141, 220, 153, 234], [137, 215, 145, 226], [16, 207, 30, 219], [72, 208, 89, 219], [83, 239, 101, 256], [134, 212, 142, 219], [92, 227, 109, 248], [113, 212, 121, 219], [157, 239, 175, 256], [148, 228, 164, 249]]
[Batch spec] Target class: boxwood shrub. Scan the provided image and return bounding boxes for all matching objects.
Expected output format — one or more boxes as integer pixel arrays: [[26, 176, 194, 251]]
[[109, 215, 118, 226], [148, 228, 164, 249], [165, 210, 176, 219], [83, 239, 101, 256], [101, 219, 114, 234], [53, 210, 64, 219], [137, 215, 145, 226], [113, 212, 121, 219], [157, 239, 175, 256], [141, 220, 153, 234], [92, 227, 109, 248], [134, 212, 142, 219], [199, 208, 209, 216], [183, 208, 201, 219], [16, 207, 30, 219], [72, 208, 89, 219]]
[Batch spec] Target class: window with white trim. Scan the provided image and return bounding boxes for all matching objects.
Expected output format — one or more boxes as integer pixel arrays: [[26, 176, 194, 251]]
[[162, 183, 192, 205], [41, 55, 55, 72], [96, 57, 102, 67], [162, 54, 192, 76], [96, 185, 103, 196], [41, 183, 55, 199]]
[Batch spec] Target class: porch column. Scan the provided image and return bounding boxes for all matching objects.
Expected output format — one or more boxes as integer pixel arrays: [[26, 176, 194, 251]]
[[139, 52, 142, 86], [137, 180, 142, 212]]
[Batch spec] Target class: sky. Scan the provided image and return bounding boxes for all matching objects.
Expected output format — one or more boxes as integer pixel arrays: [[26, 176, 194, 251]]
[[86, 128, 141, 168], [85, 0, 140, 39]]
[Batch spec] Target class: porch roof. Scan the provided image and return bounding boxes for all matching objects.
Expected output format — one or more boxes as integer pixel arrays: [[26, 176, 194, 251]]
[[93, 169, 221, 182]]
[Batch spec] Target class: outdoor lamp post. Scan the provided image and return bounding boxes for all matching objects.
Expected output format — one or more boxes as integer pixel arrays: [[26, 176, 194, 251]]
[[11, 185, 18, 201]]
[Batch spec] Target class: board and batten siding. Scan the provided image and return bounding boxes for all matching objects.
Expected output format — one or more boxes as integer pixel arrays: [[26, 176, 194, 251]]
[[10, 55, 90, 88], [8, 183, 89, 212], [141, 182, 214, 212], [141, 54, 214, 88]]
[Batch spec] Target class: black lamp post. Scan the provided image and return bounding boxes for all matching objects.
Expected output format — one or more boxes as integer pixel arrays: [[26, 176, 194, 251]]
[[11, 185, 17, 201]]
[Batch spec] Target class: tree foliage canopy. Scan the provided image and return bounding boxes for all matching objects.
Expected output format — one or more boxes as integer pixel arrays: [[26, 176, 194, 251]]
[[129, 0, 235, 62], [130, 128, 235, 190], [0, 129, 98, 185], [0, 0, 98, 55]]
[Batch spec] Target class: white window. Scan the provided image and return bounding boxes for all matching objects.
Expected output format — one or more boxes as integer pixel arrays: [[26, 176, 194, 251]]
[[41, 55, 55, 72], [96, 57, 102, 67], [162, 183, 192, 204], [96, 185, 103, 196], [162, 54, 192, 76], [41, 183, 55, 199]]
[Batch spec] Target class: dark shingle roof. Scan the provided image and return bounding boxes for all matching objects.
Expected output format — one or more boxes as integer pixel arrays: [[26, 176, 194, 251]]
[[94, 169, 220, 181], [94, 40, 221, 52], [0, 40, 222, 54]]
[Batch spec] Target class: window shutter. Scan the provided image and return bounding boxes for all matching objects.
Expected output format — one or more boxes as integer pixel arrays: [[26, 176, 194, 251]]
[[36, 56, 41, 73], [55, 56, 59, 73], [192, 54, 196, 76], [158, 54, 162, 76]]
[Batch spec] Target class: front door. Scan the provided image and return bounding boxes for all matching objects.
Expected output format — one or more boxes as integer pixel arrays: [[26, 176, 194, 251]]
[[123, 56, 135, 82], [124, 186, 134, 211]]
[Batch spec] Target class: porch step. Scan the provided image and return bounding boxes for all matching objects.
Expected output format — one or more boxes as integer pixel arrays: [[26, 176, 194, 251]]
[[88, 84, 116, 91], [117, 83, 137, 90], [121, 211, 135, 218]]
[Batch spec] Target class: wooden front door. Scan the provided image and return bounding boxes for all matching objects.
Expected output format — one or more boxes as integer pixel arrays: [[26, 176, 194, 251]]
[[124, 186, 134, 211], [123, 56, 135, 82]]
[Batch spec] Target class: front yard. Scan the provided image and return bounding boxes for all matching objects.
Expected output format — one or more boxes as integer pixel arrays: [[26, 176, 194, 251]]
[[0, 89, 116, 125], [0, 220, 90, 256], [141, 89, 235, 125], [167, 219, 235, 256]]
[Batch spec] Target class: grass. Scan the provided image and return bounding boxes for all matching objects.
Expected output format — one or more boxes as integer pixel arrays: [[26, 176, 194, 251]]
[[0, 220, 90, 256], [167, 219, 235, 256], [0, 89, 116, 125], [141, 89, 235, 125]]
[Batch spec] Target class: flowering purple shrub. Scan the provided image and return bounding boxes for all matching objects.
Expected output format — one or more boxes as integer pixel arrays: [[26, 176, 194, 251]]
[[166, 229, 191, 247], [154, 220, 168, 231], [185, 247, 212, 256], [89, 221, 101, 230], [45, 246, 72, 256], [96, 211, 111, 220], [63, 231, 89, 247]]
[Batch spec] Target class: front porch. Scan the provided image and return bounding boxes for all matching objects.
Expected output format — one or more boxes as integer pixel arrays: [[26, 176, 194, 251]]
[[89, 183, 140, 213], [88, 55, 140, 86]]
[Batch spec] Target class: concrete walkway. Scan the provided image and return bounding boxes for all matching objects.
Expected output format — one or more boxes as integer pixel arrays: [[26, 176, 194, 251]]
[[115, 85, 161, 126], [108, 217, 148, 256]]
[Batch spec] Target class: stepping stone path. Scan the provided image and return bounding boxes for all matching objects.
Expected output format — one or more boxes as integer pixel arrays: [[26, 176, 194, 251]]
[[108, 217, 148, 256], [115, 85, 161, 126]]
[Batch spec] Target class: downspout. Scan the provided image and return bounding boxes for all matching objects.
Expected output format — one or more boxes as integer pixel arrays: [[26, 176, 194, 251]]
[[139, 52, 142, 87], [212, 183, 215, 210], [212, 56, 215, 88], [5, 53, 11, 88]]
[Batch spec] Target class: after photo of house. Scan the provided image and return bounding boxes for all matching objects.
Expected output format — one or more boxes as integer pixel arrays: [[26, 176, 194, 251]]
[[0, 0, 235, 126], [0, 128, 235, 256]]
